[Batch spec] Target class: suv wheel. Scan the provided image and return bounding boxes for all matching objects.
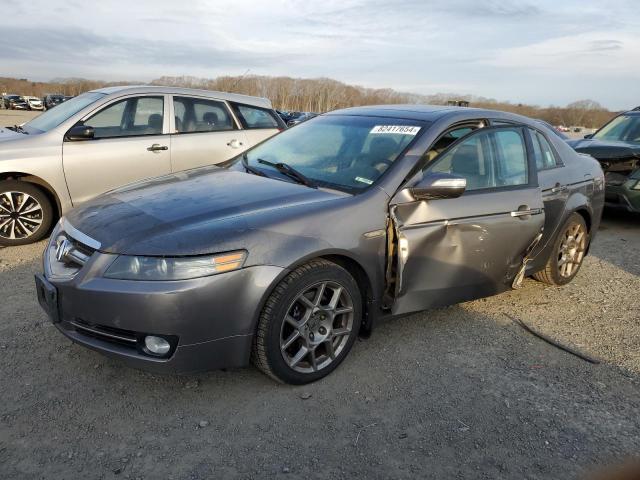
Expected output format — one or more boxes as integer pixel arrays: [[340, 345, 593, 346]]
[[533, 213, 588, 286], [0, 180, 54, 246], [252, 259, 361, 384]]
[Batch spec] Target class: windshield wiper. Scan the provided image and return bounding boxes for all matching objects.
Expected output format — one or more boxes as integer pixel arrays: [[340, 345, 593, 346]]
[[241, 153, 267, 177], [257, 158, 317, 188], [8, 125, 28, 134]]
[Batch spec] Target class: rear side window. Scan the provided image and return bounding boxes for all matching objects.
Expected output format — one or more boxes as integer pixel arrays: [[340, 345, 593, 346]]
[[231, 103, 281, 129], [173, 96, 235, 133], [529, 129, 559, 170]]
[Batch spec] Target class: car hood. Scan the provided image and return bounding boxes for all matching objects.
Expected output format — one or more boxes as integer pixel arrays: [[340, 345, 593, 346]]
[[0, 127, 26, 143], [567, 138, 640, 161], [65, 166, 345, 256]]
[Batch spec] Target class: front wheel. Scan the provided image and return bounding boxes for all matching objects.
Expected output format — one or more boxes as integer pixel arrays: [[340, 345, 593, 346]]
[[533, 213, 588, 285], [0, 180, 54, 246], [252, 259, 361, 384]]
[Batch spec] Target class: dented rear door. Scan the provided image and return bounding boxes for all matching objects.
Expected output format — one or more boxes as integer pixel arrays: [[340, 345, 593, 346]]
[[389, 126, 545, 315]]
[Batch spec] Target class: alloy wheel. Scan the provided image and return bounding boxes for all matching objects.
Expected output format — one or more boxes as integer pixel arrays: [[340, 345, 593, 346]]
[[0, 191, 44, 240], [280, 281, 354, 374], [557, 220, 587, 278]]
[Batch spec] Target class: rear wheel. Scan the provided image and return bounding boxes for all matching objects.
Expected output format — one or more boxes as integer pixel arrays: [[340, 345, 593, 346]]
[[252, 259, 361, 384], [533, 213, 588, 285], [0, 180, 54, 246]]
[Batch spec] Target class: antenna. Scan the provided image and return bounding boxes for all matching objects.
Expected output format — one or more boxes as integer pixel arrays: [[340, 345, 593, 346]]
[[232, 69, 251, 90]]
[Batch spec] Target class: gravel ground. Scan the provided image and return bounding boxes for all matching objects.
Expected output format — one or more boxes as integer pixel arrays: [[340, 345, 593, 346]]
[[0, 210, 639, 479], [0, 109, 41, 126]]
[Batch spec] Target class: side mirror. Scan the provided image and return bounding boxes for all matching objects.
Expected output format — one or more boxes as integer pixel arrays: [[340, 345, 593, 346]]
[[583, 134, 593, 139], [409, 173, 467, 201], [66, 125, 94, 141]]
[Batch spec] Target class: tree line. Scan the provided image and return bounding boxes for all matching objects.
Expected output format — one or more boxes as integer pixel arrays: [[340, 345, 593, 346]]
[[0, 75, 618, 128]]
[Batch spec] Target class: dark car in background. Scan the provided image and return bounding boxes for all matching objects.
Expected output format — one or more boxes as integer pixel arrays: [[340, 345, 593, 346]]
[[36, 105, 604, 384], [568, 106, 640, 213], [3, 95, 29, 110], [286, 111, 317, 127], [43, 94, 65, 110]]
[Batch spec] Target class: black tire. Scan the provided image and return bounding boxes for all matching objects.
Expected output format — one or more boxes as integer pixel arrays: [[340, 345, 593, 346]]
[[252, 259, 362, 384], [0, 180, 54, 246], [533, 213, 588, 286]]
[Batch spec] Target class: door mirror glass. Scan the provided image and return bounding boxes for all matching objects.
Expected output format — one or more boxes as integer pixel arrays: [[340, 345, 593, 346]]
[[409, 173, 467, 200], [66, 124, 95, 141]]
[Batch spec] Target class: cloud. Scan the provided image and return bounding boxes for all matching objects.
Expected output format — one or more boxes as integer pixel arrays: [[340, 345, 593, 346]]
[[486, 32, 640, 76], [1, 0, 639, 109], [0, 27, 287, 69]]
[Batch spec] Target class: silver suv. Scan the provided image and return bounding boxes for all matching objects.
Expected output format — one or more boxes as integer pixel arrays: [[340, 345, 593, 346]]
[[0, 86, 285, 246]]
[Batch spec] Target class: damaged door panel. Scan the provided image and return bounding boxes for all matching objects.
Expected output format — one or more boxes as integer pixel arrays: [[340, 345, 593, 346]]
[[386, 188, 545, 316]]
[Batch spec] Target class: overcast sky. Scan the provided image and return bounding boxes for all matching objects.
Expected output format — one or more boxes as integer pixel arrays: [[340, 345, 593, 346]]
[[2, 0, 639, 109]]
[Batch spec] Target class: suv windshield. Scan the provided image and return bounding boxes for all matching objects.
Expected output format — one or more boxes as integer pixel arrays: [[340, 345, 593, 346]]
[[24, 92, 106, 133], [593, 114, 640, 143], [243, 115, 427, 192]]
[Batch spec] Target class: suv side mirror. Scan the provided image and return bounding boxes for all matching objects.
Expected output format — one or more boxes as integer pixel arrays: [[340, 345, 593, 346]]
[[583, 133, 593, 139], [66, 125, 94, 141], [409, 172, 467, 201]]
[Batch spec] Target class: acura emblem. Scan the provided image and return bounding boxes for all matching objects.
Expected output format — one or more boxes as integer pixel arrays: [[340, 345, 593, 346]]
[[55, 238, 73, 262]]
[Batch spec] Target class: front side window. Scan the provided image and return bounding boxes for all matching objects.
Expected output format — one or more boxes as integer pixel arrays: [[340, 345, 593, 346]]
[[84, 96, 164, 139], [243, 115, 427, 192], [426, 128, 528, 191], [530, 129, 559, 170], [232, 103, 281, 129], [173, 96, 235, 133], [593, 115, 640, 143]]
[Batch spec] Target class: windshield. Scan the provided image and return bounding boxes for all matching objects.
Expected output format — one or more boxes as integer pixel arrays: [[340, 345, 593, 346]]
[[593, 115, 640, 143], [25, 92, 106, 133], [243, 115, 426, 192]]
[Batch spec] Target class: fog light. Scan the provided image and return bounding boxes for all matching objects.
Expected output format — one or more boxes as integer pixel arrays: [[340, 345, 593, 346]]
[[144, 335, 170, 356]]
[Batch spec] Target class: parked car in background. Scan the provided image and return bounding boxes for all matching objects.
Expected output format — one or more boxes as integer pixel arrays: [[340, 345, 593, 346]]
[[0, 85, 285, 245], [3, 95, 29, 110], [43, 94, 65, 110], [24, 96, 45, 111], [568, 106, 640, 213], [35, 105, 604, 383], [287, 111, 318, 127]]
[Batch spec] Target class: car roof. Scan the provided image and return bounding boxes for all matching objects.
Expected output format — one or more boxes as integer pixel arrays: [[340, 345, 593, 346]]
[[89, 85, 273, 109], [325, 104, 537, 125]]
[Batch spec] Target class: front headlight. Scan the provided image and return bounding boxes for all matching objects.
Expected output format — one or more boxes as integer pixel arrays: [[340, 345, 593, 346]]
[[104, 251, 247, 281], [631, 180, 640, 191]]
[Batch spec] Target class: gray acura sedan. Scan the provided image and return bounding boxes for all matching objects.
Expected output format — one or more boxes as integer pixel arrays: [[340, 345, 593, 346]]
[[36, 105, 605, 384]]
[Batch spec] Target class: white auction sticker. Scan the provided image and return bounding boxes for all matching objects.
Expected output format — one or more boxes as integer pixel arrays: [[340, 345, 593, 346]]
[[355, 176, 374, 185], [370, 125, 421, 135]]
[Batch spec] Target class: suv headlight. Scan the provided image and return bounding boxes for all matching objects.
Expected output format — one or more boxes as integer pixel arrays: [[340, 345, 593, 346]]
[[104, 251, 247, 281]]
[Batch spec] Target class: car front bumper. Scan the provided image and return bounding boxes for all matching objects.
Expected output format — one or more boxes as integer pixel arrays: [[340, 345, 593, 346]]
[[604, 183, 640, 213], [38, 263, 284, 374]]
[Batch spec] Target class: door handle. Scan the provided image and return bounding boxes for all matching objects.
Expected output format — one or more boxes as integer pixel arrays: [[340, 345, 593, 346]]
[[511, 206, 543, 219], [226, 139, 244, 148], [550, 183, 567, 194], [147, 144, 168, 152]]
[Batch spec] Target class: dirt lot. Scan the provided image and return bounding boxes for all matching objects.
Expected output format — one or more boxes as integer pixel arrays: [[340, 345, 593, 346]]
[[0, 209, 638, 480], [0, 109, 40, 126], [0, 108, 638, 478]]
